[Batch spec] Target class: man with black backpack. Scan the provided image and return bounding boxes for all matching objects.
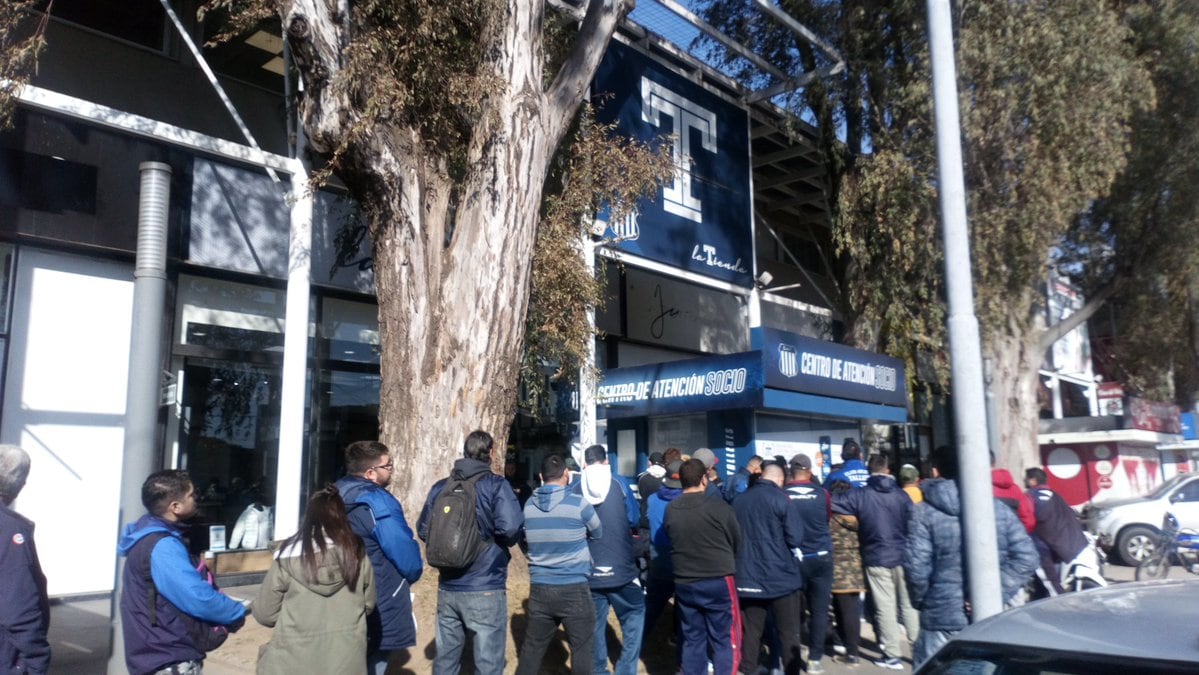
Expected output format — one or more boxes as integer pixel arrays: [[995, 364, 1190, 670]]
[[118, 470, 246, 675], [417, 430, 524, 675], [335, 441, 424, 675]]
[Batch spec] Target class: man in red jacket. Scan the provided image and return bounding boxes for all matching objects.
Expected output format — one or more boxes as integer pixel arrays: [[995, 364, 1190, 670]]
[[991, 452, 1035, 533]]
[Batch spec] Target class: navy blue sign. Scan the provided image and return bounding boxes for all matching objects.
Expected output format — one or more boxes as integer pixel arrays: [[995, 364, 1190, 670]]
[[762, 328, 907, 407], [597, 352, 763, 418], [593, 41, 753, 287]]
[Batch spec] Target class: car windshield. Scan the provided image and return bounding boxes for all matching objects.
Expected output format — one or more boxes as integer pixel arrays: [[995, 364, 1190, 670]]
[[1145, 473, 1191, 500]]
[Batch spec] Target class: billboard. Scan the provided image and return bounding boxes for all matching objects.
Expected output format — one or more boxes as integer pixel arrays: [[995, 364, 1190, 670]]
[[593, 41, 753, 287]]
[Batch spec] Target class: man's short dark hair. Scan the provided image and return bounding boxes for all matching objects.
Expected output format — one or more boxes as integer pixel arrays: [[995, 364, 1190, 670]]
[[464, 430, 494, 461], [931, 446, 959, 480], [541, 454, 567, 481], [584, 444, 607, 465], [680, 458, 707, 488], [345, 440, 390, 475], [868, 454, 890, 474], [141, 469, 193, 516], [1025, 467, 1047, 485], [842, 438, 862, 460]]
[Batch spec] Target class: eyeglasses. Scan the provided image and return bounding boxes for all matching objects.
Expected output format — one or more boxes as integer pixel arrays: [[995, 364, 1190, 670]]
[[370, 462, 394, 472]]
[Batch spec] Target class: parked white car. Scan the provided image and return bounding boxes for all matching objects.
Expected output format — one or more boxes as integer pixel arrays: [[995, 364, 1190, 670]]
[[1086, 473, 1199, 565]]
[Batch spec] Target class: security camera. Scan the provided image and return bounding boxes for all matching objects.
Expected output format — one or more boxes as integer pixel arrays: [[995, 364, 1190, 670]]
[[756, 271, 773, 288]]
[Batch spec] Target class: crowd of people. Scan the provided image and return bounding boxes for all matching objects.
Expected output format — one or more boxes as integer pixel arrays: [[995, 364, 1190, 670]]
[[0, 433, 1098, 675]]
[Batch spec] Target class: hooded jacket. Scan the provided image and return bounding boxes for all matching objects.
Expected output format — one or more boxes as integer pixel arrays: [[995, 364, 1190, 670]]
[[831, 474, 912, 567], [574, 464, 639, 589], [733, 482, 804, 598], [117, 515, 246, 675], [824, 459, 870, 488], [252, 541, 376, 675], [646, 485, 683, 579], [416, 458, 524, 593], [0, 501, 49, 675], [523, 484, 601, 585], [903, 478, 1039, 631], [991, 468, 1036, 532], [336, 475, 422, 651], [1026, 485, 1088, 563]]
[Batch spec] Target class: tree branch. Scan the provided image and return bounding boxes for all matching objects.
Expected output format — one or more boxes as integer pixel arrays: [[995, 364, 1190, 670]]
[[545, 0, 630, 147], [1036, 282, 1116, 353]]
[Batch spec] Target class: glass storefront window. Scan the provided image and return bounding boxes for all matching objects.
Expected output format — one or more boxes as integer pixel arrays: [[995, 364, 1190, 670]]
[[179, 358, 280, 551], [177, 275, 287, 350], [321, 297, 379, 363], [308, 370, 380, 492]]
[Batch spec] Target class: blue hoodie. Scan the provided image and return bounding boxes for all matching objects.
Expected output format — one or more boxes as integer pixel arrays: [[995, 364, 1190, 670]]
[[646, 486, 683, 579], [523, 484, 602, 585], [118, 515, 245, 675], [831, 474, 912, 567]]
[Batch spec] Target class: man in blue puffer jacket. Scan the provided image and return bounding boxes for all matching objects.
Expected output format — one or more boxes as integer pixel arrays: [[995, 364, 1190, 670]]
[[336, 441, 424, 675], [417, 431, 523, 675], [831, 454, 918, 670], [904, 446, 1038, 670], [733, 462, 805, 675]]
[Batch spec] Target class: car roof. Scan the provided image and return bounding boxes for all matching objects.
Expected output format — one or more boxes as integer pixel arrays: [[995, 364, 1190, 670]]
[[944, 580, 1199, 664]]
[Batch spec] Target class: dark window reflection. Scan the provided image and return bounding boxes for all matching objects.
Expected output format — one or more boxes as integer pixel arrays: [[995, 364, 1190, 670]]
[[180, 359, 280, 552], [307, 370, 380, 497]]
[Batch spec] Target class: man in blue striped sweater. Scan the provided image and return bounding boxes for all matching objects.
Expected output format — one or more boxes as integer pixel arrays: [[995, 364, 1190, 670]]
[[517, 454, 603, 675]]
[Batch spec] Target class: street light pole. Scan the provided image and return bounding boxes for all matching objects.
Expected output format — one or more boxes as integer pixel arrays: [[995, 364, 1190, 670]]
[[926, 0, 1003, 621]]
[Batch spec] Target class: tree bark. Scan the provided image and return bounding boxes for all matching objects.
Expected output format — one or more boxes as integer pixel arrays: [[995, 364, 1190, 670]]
[[987, 323, 1044, 478], [282, 0, 629, 510]]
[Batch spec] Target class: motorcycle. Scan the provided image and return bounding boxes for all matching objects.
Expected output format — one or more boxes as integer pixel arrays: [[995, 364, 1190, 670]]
[[1135, 512, 1199, 581], [1031, 532, 1107, 598]]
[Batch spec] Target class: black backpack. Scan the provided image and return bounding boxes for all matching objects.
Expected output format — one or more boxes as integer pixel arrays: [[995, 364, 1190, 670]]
[[140, 531, 234, 652], [424, 472, 487, 570]]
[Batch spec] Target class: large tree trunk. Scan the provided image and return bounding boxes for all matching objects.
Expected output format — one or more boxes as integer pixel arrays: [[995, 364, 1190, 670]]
[[282, 0, 629, 510], [987, 323, 1044, 478]]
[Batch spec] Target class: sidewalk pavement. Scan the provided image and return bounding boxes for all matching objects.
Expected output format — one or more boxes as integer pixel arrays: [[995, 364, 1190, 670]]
[[51, 567, 1162, 674]]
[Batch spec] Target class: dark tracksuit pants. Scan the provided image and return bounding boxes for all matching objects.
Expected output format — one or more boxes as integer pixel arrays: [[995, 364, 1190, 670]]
[[674, 576, 741, 675], [739, 588, 803, 675], [800, 554, 835, 663]]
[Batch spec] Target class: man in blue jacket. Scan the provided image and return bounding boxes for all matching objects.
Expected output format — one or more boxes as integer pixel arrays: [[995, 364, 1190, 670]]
[[576, 445, 642, 675], [0, 445, 49, 675], [643, 459, 684, 654], [831, 454, 918, 670], [417, 430, 523, 675], [785, 454, 834, 674], [734, 461, 805, 675], [336, 440, 424, 675], [119, 470, 246, 675], [905, 446, 1038, 670], [824, 439, 869, 488]]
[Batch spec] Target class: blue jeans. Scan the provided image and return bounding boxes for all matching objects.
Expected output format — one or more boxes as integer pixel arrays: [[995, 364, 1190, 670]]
[[913, 628, 955, 671], [592, 582, 646, 675], [516, 582, 595, 675], [433, 588, 507, 675]]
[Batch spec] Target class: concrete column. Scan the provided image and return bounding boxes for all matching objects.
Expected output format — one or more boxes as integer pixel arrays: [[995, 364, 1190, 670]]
[[109, 162, 172, 673]]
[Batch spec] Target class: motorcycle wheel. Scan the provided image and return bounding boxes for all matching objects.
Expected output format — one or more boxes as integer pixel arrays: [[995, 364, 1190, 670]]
[[1136, 553, 1171, 581]]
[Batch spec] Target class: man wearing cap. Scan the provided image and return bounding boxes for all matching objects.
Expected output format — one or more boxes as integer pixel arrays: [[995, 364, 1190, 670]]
[[824, 439, 869, 488], [665, 459, 742, 675], [786, 454, 834, 674], [734, 462, 804, 675], [643, 459, 685, 654], [575, 445, 643, 675], [692, 448, 724, 498], [0, 445, 49, 675], [899, 465, 923, 504], [637, 452, 667, 503]]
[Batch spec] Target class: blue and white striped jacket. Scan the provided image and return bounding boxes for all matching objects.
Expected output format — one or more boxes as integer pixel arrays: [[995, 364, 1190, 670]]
[[523, 484, 602, 585]]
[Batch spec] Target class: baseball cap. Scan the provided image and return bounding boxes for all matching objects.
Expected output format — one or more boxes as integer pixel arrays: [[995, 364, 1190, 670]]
[[899, 464, 920, 484], [692, 448, 717, 469], [648, 451, 665, 466], [663, 460, 683, 489], [790, 453, 812, 471]]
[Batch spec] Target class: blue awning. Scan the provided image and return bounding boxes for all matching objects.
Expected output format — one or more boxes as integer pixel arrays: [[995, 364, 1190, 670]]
[[762, 387, 908, 423]]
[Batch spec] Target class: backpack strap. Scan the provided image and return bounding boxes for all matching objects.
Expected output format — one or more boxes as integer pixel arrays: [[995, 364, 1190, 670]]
[[137, 531, 172, 627]]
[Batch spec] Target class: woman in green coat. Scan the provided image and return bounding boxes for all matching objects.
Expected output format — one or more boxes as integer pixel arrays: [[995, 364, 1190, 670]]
[[253, 485, 376, 675]]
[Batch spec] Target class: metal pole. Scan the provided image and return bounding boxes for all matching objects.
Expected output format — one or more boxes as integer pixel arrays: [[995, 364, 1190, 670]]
[[109, 161, 172, 673], [273, 154, 313, 540], [926, 0, 1003, 621]]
